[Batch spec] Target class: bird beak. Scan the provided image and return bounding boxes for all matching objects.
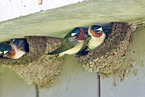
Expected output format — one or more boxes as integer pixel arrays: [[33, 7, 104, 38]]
[[3, 54, 9, 58]]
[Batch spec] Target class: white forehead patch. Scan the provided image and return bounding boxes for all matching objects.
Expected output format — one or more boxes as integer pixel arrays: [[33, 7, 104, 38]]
[[0, 51, 2, 54], [4, 50, 8, 54], [71, 33, 77, 36], [97, 27, 102, 31]]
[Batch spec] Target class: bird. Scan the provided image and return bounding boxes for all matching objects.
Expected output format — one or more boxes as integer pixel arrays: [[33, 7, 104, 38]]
[[3, 38, 29, 59], [48, 27, 90, 57], [87, 25, 106, 50]]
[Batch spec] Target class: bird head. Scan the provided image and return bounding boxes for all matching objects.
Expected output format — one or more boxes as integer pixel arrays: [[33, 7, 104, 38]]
[[0, 42, 9, 56], [88, 25, 103, 37], [3, 45, 12, 57], [71, 27, 88, 41]]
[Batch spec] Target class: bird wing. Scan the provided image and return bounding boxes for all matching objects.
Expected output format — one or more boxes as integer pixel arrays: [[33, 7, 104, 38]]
[[48, 36, 78, 55]]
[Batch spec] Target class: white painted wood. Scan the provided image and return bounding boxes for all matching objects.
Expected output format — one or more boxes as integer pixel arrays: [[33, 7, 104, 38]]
[[0, 0, 85, 22], [0, 66, 36, 97], [101, 62, 145, 97], [39, 55, 99, 97]]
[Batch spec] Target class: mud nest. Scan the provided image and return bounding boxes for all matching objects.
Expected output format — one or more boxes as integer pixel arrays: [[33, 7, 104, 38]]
[[76, 22, 132, 75], [2, 36, 64, 88]]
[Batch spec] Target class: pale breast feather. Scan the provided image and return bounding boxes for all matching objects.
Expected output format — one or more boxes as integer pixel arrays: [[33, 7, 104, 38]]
[[11, 44, 26, 59], [88, 33, 106, 50], [59, 41, 84, 57]]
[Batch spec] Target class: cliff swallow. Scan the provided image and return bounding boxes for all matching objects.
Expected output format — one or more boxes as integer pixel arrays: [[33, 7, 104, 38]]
[[3, 39, 29, 59], [48, 27, 89, 57], [87, 25, 106, 50]]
